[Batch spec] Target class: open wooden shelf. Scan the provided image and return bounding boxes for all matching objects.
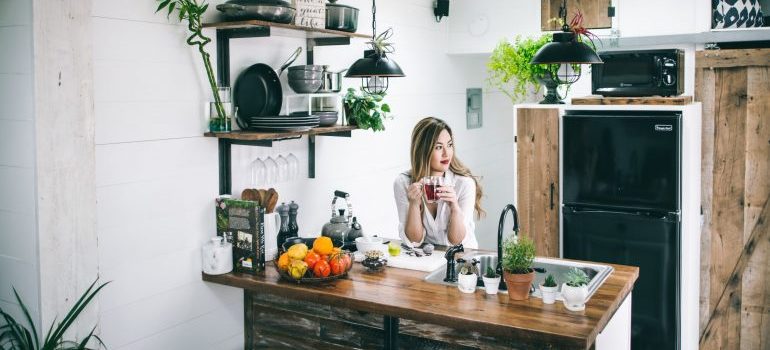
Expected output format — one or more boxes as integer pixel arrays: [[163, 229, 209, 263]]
[[203, 19, 370, 39], [204, 125, 358, 141]]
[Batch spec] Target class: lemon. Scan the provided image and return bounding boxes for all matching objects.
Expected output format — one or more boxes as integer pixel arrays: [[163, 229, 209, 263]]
[[288, 260, 308, 280], [287, 243, 308, 260], [388, 242, 401, 257]]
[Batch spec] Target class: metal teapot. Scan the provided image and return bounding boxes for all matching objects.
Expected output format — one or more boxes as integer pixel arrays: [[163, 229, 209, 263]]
[[321, 190, 362, 249]]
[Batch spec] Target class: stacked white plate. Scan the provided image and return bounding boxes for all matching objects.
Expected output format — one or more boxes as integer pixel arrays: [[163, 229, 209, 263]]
[[243, 115, 320, 131]]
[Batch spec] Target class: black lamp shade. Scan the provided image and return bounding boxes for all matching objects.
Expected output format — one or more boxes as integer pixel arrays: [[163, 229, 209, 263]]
[[531, 32, 603, 65], [345, 50, 405, 78]]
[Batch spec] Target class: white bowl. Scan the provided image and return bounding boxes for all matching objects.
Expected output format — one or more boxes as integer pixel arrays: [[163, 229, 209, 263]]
[[355, 236, 387, 256]]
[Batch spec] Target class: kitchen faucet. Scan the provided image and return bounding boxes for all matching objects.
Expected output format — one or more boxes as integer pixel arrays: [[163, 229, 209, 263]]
[[496, 204, 520, 291], [443, 244, 464, 282]]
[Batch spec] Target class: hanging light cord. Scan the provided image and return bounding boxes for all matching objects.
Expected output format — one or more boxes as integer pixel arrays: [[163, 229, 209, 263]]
[[371, 0, 377, 42], [559, 0, 569, 32]]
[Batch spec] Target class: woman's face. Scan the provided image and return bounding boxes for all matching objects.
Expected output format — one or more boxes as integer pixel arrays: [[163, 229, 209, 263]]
[[429, 129, 454, 175]]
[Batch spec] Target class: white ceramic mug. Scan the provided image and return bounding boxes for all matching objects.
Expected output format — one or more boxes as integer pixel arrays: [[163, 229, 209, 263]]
[[263, 213, 281, 261]]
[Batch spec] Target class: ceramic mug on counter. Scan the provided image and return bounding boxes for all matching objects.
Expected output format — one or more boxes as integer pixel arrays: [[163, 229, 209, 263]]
[[264, 212, 281, 261]]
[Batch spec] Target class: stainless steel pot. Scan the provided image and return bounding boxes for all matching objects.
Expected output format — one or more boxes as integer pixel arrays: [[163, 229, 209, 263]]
[[216, 0, 295, 23], [317, 66, 348, 93], [326, 1, 359, 32]]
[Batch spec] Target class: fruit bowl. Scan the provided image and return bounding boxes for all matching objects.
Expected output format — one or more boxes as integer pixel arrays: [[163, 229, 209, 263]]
[[275, 250, 353, 284]]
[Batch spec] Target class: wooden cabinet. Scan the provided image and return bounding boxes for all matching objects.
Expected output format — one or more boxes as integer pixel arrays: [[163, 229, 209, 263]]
[[695, 48, 770, 350], [516, 107, 559, 258], [541, 0, 612, 31]]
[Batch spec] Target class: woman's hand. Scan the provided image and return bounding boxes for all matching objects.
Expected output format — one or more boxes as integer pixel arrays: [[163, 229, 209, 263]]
[[437, 185, 459, 209], [407, 182, 423, 206]]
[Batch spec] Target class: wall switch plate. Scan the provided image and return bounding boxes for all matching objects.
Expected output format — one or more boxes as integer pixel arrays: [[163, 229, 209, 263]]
[[466, 88, 482, 129]]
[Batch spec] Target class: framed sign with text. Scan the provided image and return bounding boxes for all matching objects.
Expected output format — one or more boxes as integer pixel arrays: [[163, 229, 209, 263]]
[[294, 0, 326, 28]]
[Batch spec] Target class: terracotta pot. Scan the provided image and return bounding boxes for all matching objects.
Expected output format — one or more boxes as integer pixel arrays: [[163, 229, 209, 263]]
[[503, 270, 535, 301]]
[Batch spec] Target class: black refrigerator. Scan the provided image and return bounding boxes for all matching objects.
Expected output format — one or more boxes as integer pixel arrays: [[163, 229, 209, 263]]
[[562, 110, 681, 350]]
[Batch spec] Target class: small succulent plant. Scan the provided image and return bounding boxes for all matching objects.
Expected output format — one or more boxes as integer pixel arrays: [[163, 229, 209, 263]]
[[565, 268, 590, 287], [543, 274, 557, 287], [484, 266, 499, 279], [458, 259, 479, 276]]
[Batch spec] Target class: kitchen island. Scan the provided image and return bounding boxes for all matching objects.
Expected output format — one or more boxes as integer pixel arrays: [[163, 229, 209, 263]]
[[203, 255, 638, 350]]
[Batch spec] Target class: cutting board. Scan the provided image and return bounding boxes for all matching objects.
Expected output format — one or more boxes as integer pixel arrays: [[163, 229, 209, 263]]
[[385, 251, 446, 272]]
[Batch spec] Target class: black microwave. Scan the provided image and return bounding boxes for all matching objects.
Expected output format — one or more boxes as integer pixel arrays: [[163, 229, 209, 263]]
[[591, 49, 684, 97]]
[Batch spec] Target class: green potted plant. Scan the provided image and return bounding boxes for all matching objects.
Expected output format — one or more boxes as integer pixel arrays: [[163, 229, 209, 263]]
[[487, 34, 552, 103], [562, 267, 590, 311], [343, 88, 391, 132], [487, 10, 600, 104], [0, 279, 109, 349], [539, 273, 558, 304], [501, 235, 536, 301], [482, 265, 501, 295], [456, 258, 479, 294], [155, 0, 231, 131]]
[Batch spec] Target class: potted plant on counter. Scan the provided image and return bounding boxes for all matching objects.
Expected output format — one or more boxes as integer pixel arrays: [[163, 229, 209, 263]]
[[562, 267, 590, 311], [482, 266, 501, 295], [343, 88, 391, 132], [456, 258, 479, 294], [501, 235, 536, 301], [539, 274, 558, 304]]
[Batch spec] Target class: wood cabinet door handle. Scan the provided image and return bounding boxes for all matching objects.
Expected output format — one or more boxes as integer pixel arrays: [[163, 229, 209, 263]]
[[550, 183, 554, 210]]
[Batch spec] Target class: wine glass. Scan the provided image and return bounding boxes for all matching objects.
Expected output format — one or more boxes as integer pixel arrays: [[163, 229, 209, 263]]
[[265, 156, 278, 185], [286, 153, 299, 180], [276, 154, 289, 183], [251, 157, 266, 187]]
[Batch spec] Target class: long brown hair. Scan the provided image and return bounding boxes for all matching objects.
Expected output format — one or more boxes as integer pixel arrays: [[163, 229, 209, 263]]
[[410, 117, 485, 219]]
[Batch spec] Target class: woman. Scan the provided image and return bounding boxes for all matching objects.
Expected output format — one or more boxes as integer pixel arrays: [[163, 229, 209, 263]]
[[394, 117, 484, 249]]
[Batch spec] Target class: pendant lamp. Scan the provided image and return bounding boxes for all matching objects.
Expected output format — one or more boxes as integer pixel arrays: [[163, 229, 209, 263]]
[[531, 0, 602, 87], [345, 0, 405, 94]]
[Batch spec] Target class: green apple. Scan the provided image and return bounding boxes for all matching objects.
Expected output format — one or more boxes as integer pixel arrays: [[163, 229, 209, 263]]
[[388, 242, 401, 257]]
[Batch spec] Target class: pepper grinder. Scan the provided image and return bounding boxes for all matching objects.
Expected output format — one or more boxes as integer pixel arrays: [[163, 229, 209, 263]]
[[276, 202, 291, 251], [288, 201, 299, 237]]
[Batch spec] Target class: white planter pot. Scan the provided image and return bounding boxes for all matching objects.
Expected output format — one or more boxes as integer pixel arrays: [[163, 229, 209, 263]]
[[561, 283, 588, 311], [482, 276, 501, 295], [539, 284, 559, 304], [458, 273, 478, 293]]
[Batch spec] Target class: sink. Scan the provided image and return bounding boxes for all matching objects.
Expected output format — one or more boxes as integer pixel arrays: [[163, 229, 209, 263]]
[[424, 254, 613, 301]]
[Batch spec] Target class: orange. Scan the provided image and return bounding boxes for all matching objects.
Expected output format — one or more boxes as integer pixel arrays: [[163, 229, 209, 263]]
[[313, 236, 334, 255], [277, 252, 291, 271]]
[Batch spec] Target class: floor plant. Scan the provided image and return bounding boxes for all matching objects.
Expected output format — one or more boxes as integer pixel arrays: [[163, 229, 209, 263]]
[[0, 279, 110, 350]]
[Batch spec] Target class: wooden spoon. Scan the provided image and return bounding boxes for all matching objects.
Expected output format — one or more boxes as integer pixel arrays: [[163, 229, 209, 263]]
[[257, 189, 268, 207], [265, 188, 279, 213], [241, 188, 258, 202]]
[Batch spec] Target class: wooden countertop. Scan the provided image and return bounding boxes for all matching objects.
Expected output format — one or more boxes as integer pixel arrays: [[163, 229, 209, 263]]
[[203, 254, 638, 350]]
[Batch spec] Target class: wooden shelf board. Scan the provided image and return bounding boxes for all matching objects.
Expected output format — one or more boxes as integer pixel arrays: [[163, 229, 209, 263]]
[[571, 96, 694, 106], [203, 19, 370, 39], [204, 125, 358, 141]]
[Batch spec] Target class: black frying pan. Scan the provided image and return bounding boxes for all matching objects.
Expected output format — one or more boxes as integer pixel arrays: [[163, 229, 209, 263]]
[[234, 47, 302, 129]]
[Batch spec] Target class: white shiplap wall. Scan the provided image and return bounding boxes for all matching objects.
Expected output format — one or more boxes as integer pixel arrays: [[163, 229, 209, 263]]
[[91, 0, 515, 348], [0, 0, 39, 331]]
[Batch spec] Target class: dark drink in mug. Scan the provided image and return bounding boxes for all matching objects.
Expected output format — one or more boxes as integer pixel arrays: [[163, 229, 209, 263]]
[[422, 176, 442, 203]]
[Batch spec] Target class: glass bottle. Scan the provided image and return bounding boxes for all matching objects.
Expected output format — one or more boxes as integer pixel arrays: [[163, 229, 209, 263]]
[[288, 201, 299, 237], [276, 202, 291, 251]]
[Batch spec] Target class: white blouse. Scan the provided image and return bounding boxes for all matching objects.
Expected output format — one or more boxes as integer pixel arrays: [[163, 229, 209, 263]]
[[393, 170, 478, 249]]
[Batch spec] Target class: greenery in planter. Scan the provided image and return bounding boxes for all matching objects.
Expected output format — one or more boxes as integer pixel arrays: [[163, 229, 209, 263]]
[[501, 235, 536, 274], [486, 34, 552, 103], [0, 279, 110, 350], [155, 0, 227, 120], [543, 274, 557, 288], [343, 88, 391, 132], [458, 259, 479, 276], [484, 266, 500, 279], [565, 267, 590, 287]]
